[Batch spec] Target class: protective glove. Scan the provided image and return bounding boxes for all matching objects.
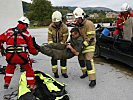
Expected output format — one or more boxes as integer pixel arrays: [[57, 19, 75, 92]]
[[32, 37, 41, 52]]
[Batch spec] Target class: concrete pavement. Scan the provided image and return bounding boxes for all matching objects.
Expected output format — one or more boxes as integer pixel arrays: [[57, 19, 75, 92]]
[[0, 28, 133, 100]]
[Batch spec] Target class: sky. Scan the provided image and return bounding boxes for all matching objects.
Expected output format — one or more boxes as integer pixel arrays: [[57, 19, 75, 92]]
[[22, 0, 133, 11], [22, 0, 32, 3]]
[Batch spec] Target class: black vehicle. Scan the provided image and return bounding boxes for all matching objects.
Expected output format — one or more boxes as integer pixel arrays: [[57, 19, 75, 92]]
[[94, 26, 133, 67]]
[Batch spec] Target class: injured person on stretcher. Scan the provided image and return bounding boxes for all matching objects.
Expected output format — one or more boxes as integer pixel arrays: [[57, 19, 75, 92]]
[[33, 28, 84, 60]]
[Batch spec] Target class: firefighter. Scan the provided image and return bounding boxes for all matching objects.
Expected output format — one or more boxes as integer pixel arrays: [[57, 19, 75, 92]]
[[0, 16, 38, 90], [48, 11, 69, 78], [113, 3, 133, 40], [73, 7, 96, 87]]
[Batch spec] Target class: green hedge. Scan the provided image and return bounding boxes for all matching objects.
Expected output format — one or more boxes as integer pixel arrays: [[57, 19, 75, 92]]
[[30, 19, 52, 27], [29, 18, 116, 27], [90, 18, 116, 23]]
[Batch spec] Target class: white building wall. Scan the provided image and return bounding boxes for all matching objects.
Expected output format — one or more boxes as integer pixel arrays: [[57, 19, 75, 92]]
[[0, 0, 23, 33]]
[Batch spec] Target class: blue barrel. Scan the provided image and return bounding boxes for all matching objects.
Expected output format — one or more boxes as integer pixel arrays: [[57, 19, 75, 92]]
[[101, 28, 110, 36]]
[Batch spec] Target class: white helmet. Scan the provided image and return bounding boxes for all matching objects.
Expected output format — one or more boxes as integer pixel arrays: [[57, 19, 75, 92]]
[[73, 7, 85, 19], [52, 11, 62, 22], [121, 3, 130, 12], [18, 16, 30, 25]]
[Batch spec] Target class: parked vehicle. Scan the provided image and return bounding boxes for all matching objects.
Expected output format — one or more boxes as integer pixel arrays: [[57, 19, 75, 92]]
[[95, 26, 133, 67], [66, 13, 76, 26]]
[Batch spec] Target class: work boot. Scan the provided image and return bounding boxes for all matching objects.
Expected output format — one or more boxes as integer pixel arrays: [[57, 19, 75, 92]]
[[62, 73, 68, 78], [54, 72, 59, 78], [89, 80, 96, 88], [4, 83, 9, 89], [80, 73, 88, 79]]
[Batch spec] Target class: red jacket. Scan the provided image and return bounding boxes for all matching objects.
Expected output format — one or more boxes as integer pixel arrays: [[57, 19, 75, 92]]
[[114, 11, 133, 35], [0, 24, 37, 64]]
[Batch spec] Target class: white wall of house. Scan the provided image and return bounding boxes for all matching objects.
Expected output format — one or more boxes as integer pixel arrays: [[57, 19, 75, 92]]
[[0, 0, 23, 33]]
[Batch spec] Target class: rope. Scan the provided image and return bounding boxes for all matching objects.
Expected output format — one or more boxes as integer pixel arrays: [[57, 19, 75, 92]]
[[4, 90, 18, 100]]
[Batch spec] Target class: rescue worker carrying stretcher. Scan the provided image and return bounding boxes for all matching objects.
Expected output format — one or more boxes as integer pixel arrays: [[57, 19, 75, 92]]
[[0, 16, 38, 90], [33, 27, 83, 60], [73, 7, 96, 87], [48, 11, 69, 78]]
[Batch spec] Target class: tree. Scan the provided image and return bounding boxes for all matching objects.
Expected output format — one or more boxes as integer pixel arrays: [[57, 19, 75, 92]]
[[28, 0, 53, 26], [22, 1, 30, 15]]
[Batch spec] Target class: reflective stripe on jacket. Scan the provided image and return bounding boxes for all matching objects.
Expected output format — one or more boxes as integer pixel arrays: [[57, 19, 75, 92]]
[[82, 45, 95, 53], [78, 19, 96, 53]]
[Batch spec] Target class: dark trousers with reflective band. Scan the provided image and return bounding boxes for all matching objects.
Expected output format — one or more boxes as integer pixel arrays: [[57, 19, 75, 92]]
[[51, 58, 67, 74], [78, 52, 96, 80], [78, 60, 87, 74]]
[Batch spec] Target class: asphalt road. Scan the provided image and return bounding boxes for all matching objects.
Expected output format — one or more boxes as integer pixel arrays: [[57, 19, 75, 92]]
[[0, 27, 133, 100]]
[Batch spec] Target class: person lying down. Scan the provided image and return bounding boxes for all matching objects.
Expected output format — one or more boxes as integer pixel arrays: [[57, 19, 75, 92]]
[[33, 28, 84, 60]]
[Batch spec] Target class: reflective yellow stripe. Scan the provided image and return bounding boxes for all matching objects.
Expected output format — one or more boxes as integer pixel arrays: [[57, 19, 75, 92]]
[[48, 30, 52, 34], [35, 73, 61, 92], [82, 49, 95, 53], [81, 67, 87, 74], [6, 44, 28, 47], [81, 67, 87, 71], [17, 50, 23, 52], [44, 73, 64, 86], [48, 41, 53, 44], [63, 33, 68, 36], [87, 59, 95, 74], [61, 67, 67, 74], [60, 42, 64, 44], [7, 51, 14, 53], [7, 50, 24, 53], [8, 47, 14, 49], [86, 31, 95, 35], [83, 40, 89, 46], [61, 67, 67, 70], [82, 46, 95, 53], [86, 46, 95, 50], [6, 46, 27, 53], [52, 65, 58, 69], [17, 47, 22, 49]]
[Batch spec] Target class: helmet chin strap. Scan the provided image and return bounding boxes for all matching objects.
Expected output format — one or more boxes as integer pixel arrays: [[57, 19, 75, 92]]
[[76, 18, 84, 27], [54, 21, 62, 29]]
